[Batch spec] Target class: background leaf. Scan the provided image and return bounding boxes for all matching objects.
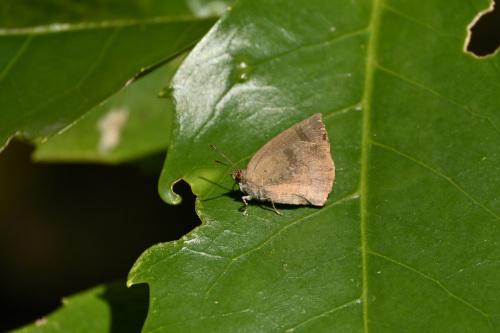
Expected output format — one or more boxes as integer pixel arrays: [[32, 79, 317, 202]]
[[32, 54, 184, 163], [128, 0, 500, 331], [0, 0, 228, 28], [0, 1, 229, 331], [0, 1, 220, 153], [12, 282, 148, 333]]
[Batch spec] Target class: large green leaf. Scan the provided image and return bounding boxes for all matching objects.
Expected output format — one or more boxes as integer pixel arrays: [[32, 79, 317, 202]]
[[0, 2, 219, 152], [13, 282, 148, 333], [32, 54, 184, 163], [128, 0, 500, 331], [0, 0, 227, 28]]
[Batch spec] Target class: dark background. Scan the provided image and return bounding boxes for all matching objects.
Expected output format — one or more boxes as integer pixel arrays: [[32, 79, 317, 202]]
[[0, 141, 199, 331], [0, 3, 498, 332]]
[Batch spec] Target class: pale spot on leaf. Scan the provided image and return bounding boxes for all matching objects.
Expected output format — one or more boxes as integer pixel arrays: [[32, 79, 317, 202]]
[[97, 108, 128, 154]]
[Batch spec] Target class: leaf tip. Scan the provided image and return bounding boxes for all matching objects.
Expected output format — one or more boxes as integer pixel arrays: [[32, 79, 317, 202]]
[[158, 178, 183, 205]]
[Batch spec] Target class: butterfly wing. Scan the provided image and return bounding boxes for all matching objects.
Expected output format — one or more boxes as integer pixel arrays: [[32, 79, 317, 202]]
[[245, 113, 334, 206]]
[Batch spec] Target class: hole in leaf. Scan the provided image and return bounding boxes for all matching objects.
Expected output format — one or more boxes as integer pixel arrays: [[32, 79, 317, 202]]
[[465, 0, 500, 58], [170, 179, 202, 238]]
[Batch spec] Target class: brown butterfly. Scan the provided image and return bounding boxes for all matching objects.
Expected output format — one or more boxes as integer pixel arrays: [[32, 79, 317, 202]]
[[211, 113, 335, 215]]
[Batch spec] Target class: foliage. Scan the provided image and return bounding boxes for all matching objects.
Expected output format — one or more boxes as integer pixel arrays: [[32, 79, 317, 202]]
[[2, 0, 499, 332]]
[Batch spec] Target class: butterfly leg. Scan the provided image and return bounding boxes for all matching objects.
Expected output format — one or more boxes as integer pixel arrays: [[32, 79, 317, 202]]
[[242, 196, 251, 215], [271, 200, 283, 216]]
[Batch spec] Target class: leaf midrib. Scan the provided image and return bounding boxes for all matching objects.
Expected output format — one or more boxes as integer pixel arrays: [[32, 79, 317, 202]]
[[360, 0, 382, 331], [0, 16, 217, 36]]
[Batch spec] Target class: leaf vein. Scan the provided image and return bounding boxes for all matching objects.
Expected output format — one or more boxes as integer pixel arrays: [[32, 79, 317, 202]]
[[199, 192, 360, 319], [284, 298, 362, 332], [361, 0, 383, 331], [369, 250, 492, 326], [323, 102, 363, 121], [75, 27, 121, 91], [376, 64, 500, 135], [250, 27, 369, 69], [383, 4, 448, 36], [371, 140, 500, 222], [0, 16, 216, 35], [1, 28, 123, 135], [0, 35, 32, 81]]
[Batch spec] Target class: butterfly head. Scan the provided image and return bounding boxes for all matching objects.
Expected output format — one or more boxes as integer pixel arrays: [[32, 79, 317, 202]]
[[230, 169, 245, 182]]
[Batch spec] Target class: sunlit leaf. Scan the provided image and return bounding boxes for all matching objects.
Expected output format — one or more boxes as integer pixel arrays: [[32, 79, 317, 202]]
[[128, 0, 500, 331]]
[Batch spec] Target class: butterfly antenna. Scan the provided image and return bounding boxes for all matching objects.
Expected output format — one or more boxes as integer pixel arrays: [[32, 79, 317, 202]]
[[209, 144, 239, 170]]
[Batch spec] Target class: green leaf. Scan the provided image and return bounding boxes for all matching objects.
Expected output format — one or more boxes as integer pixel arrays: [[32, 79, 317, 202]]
[[0, 5, 219, 152], [32, 54, 184, 163], [0, 0, 227, 28], [13, 282, 148, 333], [128, 0, 500, 332]]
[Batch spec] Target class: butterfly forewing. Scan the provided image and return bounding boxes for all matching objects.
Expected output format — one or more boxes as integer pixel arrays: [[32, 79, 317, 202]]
[[245, 113, 335, 206]]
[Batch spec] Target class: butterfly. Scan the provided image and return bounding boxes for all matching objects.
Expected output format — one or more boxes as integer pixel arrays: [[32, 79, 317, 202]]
[[211, 113, 335, 215]]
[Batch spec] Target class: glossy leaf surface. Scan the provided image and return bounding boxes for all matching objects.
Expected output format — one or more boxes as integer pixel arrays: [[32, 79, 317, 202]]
[[128, 0, 500, 331]]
